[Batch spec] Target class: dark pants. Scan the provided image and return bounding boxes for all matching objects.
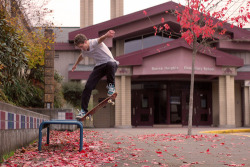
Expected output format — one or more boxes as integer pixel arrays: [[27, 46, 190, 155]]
[[81, 61, 118, 112]]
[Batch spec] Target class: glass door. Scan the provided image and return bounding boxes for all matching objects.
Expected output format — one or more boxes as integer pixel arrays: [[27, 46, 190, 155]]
[[194, 91, 212, 125], [132, 90, 154, 126], [170, 90, 182, 124]]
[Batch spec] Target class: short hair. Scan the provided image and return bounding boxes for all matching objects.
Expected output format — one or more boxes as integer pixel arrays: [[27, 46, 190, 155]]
[[74, 34, 88, 46]]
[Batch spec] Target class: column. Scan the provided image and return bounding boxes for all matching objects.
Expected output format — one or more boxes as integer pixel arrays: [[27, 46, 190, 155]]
[[110, 0, 124, 19], [219, 76, 227, 126], [80, 0, 93, 28], [44, 29, 55, 108], [244, 85, 250, 126], [115, 40, 124, 57], [226, 75, 235, 126], [218, 75, 236, 127], [115, 76, 122, 125], [121, 76, 126, 125], [115, 67, 132, 128]]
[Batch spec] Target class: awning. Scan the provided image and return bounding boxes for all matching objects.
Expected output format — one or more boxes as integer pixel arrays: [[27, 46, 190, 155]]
[[236, 65, 250, 80], [68, 64, 94, 80]]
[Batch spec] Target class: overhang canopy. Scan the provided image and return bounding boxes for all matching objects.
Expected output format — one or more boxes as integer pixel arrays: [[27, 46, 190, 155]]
[[68, 1, 250, 43], [116, 38, 244, 68]]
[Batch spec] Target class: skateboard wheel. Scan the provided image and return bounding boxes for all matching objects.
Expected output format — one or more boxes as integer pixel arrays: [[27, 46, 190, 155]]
[[86, 116, 89, 120], [89, 115, 93, 121], [108, 99, 112, 103], [112, 102, 115, 105]]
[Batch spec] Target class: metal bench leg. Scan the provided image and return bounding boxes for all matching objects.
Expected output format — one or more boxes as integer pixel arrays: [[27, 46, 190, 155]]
[[38, 122, 44, 151], [79, 125, 83, 151], [47, 126, 50, 144]]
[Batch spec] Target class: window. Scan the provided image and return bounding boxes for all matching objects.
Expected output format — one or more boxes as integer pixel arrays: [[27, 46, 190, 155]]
[[141, 95, 149, 108], [200, 94, 207, 109], [124, 32, 174, 54], [143, 34, 162, 49], [124, 36, 142, 54]]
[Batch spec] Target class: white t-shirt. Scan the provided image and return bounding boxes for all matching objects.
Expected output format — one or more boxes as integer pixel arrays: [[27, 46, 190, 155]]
[[81, 38, 119, 67]]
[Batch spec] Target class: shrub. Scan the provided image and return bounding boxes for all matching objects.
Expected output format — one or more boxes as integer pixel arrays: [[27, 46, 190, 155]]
[[62, 81, 84, 108]]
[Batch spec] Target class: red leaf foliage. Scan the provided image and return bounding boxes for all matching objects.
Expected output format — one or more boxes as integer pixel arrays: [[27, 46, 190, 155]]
[[174, 0, 250, 45], [1, 130, 248, 166]]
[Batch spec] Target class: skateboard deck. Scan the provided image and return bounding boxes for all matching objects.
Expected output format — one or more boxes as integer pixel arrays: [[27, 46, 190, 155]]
[[76, 92, 117, 121]]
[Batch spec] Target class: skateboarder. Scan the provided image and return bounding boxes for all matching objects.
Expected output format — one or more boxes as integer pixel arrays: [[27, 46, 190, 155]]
[[72, 30, 119, 119]]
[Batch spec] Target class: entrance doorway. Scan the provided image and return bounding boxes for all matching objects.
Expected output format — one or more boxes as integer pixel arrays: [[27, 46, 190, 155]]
[[131, 83, 167, 126], [169, 90, 182, 124], [182, 90, 212, 126], [132, 90, 154, 126], [131, 82, 212, 126]]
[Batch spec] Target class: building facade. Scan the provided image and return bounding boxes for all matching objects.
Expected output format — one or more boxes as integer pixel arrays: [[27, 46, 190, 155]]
[[54, 1, 250, 128]]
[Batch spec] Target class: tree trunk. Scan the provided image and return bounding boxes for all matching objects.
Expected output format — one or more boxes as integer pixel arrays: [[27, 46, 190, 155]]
[[187, 39, 197, 135]]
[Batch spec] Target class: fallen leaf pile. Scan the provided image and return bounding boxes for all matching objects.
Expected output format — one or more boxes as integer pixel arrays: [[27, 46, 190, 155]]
[[1, 129, 249, 167], [2, 130, 122, 166]]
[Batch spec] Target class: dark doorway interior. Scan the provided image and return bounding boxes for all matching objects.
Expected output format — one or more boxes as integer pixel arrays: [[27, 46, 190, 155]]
[[154, 88, 167, 124], [131, 82, 167, 126], [169, 90, 182, 124], [132, 81, 212, 126]]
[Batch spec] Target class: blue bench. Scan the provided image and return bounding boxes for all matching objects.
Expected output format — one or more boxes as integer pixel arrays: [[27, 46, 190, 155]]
[[38, 120, 83, 152]]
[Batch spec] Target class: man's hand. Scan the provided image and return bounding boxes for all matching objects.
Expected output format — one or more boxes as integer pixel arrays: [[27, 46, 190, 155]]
[[72, 64, 77, 72], [105, 30, 115, 38], [98, 30, 115, 44]]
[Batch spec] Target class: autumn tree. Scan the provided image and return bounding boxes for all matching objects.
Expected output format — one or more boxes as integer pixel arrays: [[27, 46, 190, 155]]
[[0, 0, 64, 107], [144, 0, 250, 135]]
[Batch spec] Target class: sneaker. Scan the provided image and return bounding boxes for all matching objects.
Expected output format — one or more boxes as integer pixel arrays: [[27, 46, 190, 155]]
[[107, 83, 115, 96], [76, 109, 86, 119]]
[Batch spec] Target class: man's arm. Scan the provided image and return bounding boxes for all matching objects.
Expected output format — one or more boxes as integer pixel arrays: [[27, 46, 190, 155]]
[[72, 54, 84, 72], [98, 30, 115, 44]]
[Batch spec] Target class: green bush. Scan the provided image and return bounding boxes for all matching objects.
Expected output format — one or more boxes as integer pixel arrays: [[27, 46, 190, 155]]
[[62, 81, 98, 109], [0, 88, 9, 103], [0, 12, 28, 88], [54, 71, 65, 108], [62, 81, 84, 108], [3, 78, 44, 107]]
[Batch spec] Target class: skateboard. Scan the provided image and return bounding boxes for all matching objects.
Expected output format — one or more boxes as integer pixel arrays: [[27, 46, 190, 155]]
[[76, 92, 117, 121]]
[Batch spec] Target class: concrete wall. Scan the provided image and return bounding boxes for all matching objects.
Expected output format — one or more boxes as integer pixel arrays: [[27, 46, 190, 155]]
[[54, 50, 95, 82], [93, 81, 115, 128], [30, 108, 77, 130], [54, 51, 81, 82], [53, 27, 80, 43], [0, 101, 49, 160]]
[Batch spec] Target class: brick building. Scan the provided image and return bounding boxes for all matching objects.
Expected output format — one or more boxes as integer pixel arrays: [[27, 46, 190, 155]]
[[54, 1, 250, 128]]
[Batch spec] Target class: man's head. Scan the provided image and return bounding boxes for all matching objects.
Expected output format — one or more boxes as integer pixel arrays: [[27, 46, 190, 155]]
[[74, 34, 89, 51]]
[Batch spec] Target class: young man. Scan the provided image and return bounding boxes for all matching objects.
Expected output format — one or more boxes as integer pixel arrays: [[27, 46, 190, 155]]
[[72, 30, 119, 118]]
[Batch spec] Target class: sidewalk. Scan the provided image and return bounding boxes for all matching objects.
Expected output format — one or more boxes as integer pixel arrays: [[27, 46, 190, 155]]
[[95, 127, 250, 167], [1, 127, 250, 167]]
